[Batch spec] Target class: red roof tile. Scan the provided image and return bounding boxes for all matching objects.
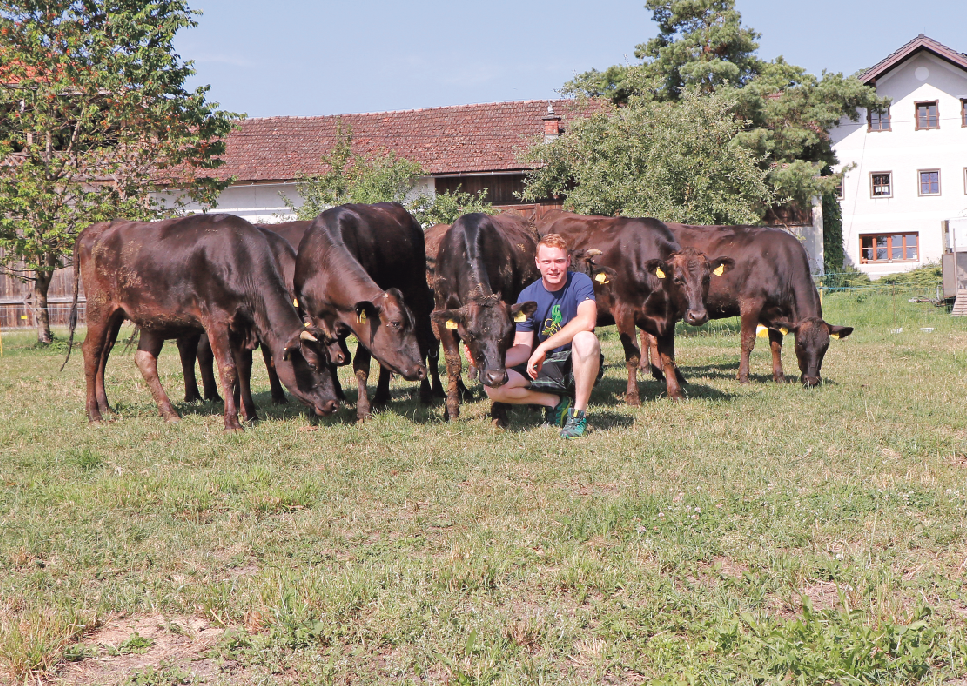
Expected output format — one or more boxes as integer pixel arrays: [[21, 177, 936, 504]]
[[859, 34, 967, 84], [205, 99, 592, 183]]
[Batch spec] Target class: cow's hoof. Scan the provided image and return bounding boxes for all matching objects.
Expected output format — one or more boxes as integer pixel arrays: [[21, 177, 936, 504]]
[[624, 394, 641, 407], [271, 395, 288, 405], [163, 414, 181, 424], [206, 395, 224, 403], [184, 394, 202, 404]]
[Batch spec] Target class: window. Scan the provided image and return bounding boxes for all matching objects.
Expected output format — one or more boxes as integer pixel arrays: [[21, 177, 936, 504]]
[[962, 99, 967, 127], [868, 106, 891, 131], [916, 101, 939, 129], [860, 234, 919, 263], [870, 172, 892, 198], [834, 177, 844, 200], [918, 169, 940, 196]]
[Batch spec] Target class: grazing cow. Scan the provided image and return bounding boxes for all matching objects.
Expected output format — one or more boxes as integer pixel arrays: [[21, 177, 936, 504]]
[[536, 210, 733, 403], [179, 226, 298, 405], [656, 223, 853, 386], [65, 214, 339, 430], [294, 202, 432, 421], [430, 213, 540, 423]]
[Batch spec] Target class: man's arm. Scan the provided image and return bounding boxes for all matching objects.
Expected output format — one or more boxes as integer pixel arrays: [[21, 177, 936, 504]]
[[526, 299, 597, 379], [504, 330, 536, 368]]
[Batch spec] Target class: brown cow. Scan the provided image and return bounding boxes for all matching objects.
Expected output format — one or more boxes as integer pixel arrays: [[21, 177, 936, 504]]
[[430, 213, 540, 423], [650, 224, 853, 386], [536, 210, 733, 403], [294, 203, 432, 421], [65, 214, 339, 430]]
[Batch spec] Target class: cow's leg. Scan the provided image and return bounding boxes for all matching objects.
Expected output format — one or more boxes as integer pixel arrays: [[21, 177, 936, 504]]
[[234, 346, 258, 422], [439, 325, 463, 420], [330, 365, 346, 402], [428, 320, 446, 398], [738, 310, 760, 384], [196, 334, 222, 402], [616, 313, 641, 406], [134, 330, 180, 423], [768, 329, 787, 383], [353, 345, 374, 422], [491, 401, 510, 428], [638, 329, 665, 382], [656, 331, 684, 399], [94, 315, 124, 416], [373, 366, 392, 407], [177, 333, 203, 403], [83, 308, 119, 422], [206, 329, 244, 431], [262, 343, 287, 404]]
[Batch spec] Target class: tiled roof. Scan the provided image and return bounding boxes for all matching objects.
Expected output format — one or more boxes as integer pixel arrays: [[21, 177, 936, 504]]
[[859, 34, 967, 83], [205, 99, 592, 183]]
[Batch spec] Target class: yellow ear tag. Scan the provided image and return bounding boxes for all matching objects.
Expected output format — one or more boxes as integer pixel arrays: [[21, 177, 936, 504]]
[[779, 327, 789, 336], [446, 320, 458, 330], [514, 312, 527, 323], [594, 272, 608, 284], [713, 265, 725, 276], [304, 322, 310, 328], [293, 298, 299, 308], [655, 267, 666, 279], [756, 324, 769, 338], [830, 333, 840, 339], [357, 311, 366, 324]]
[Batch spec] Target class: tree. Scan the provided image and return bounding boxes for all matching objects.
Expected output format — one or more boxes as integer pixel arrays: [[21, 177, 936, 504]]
[[521, 91, 772, 225], [0, 0, 240, 343], [561, 0, 885, 212], [282, 123, 496, 227]]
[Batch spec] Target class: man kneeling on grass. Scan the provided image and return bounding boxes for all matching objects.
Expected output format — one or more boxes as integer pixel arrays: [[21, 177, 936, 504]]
[[484, 233, 602, 438]]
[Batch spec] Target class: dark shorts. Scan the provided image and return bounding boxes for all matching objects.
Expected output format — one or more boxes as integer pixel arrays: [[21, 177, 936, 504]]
[[511, 349, 605, 398]]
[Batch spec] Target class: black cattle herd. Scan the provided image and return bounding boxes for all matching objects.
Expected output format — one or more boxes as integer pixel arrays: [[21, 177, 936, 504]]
[[62, 202, 853, 430]]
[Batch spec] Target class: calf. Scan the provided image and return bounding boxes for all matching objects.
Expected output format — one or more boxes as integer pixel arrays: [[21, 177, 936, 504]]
[[65, 214, 338, 430], [661, 223, 853, 386], [430, 213, 540, 422], [536, 210, 733, 403], [294, 203, 432, 421]]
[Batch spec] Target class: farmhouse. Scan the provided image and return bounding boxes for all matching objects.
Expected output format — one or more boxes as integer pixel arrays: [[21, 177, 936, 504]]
[[181, 99, 578, 222], [831, 35, 967, 277]]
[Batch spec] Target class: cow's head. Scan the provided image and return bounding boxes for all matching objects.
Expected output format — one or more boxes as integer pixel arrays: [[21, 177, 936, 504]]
[[352, 289, 426, 382], [431, 295, 537, 388], [278, 327, 340, 416], [647, 248, 734, 326], [774, 317, 854, 387], [572, 249, 618, 304]]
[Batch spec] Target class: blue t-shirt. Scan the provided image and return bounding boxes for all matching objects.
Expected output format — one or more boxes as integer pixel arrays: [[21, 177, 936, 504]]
[[516, 271, 596, 353]]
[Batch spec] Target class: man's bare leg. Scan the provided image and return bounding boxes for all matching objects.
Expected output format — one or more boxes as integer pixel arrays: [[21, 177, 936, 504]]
[[570, 331, 600, 412], [484, 370, 560, 407]]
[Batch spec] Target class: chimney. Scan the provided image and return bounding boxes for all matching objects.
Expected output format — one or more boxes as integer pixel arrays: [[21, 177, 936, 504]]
[[542, 102, 561, 143]]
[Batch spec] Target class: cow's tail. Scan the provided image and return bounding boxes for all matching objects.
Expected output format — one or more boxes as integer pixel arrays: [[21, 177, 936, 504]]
[[60, 240, 82, 372]]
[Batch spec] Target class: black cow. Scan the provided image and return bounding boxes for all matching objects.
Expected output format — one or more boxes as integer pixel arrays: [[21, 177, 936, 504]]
[[65, 214, 338, 430], [536, 210, 733, 403], [430, 213, 540, 423], [294, 203, 433, 421]]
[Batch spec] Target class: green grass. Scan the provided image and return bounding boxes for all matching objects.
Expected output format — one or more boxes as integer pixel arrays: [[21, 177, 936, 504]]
[[2, 290, 967, 685]]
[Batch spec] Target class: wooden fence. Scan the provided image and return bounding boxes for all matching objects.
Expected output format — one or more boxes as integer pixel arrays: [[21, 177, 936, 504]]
[[0, 249, 84, 330]]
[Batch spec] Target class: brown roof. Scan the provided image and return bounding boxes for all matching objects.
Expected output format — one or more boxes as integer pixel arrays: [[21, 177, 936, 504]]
[[859, 34, 967, 83], [205, 99, 591, 183]]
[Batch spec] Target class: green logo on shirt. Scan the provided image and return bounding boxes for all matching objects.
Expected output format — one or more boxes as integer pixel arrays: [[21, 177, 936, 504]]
[[541, 304, 562, 338]]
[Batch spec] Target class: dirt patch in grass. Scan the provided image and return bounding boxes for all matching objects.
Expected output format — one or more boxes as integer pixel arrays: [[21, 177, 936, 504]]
[[49, 614, 226, 686]]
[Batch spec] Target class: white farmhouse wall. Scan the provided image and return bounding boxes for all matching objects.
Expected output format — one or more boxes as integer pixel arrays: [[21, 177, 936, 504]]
[[155, 175, 437, 224], [830, 51, 967, 278]]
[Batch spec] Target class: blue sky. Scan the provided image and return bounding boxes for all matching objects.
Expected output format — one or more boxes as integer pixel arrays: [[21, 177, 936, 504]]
[[174, 1, 967, 119]]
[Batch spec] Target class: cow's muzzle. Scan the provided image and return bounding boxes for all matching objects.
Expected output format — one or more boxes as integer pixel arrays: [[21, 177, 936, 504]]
[[684, 309, 709, 326], [482, 368, 509, 388], [314, 399, 339, 416]]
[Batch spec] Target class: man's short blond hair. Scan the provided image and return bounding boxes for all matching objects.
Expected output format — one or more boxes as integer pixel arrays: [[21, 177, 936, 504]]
[[537, 233, 569, 252]]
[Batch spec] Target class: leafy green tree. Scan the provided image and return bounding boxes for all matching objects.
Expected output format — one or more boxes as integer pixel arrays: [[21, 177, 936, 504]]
[[521, 91, 771, 224], [562, 0, 885, 212], [0, 0, 240, 343], [282, 123, 496, 226]]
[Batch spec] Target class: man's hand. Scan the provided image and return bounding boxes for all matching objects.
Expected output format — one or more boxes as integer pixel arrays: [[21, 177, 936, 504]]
[[526, 346, 546, 380]]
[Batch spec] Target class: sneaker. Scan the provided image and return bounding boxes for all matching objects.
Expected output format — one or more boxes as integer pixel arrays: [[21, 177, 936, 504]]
[[560, 408, 589, 439], [542, 396, 572, 428]]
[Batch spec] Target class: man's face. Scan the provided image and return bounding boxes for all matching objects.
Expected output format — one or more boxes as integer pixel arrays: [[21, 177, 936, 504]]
[[536, 244, 570, 289]]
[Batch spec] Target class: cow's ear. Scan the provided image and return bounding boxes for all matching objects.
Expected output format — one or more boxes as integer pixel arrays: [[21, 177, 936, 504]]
[[593, 266, 617, 284], [645, 259, 669, 279], [354, 301, 378, 324], [827, 324, 853, 340], [773, 320, 798, 334], [511, 301, 538, 319], [710, 257, 735, 276], [431, 309, 464, 328], [282, 329, 313, 361]]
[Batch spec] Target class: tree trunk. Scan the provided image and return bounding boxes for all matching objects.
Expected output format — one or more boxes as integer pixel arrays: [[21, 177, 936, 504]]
[[34, 268, 54, 344]]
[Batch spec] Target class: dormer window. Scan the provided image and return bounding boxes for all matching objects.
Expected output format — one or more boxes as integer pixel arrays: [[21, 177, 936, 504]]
[[916, 101, 939, 129], [868, 107, 891, 131]]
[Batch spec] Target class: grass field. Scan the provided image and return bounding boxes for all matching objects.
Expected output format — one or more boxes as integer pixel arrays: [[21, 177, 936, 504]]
[[2, 289, 967, 685]]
